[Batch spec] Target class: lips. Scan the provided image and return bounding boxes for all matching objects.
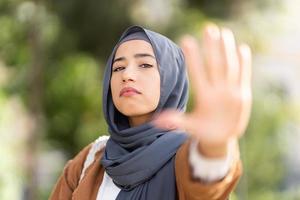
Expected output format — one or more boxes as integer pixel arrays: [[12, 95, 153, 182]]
[[119, 87, 141, 97]]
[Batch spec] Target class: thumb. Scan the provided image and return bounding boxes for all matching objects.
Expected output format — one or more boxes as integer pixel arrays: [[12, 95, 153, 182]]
[[152, 109, 186, 131]]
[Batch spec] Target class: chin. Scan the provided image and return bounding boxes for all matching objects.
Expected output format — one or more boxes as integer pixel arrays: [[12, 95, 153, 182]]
[[119, 109, 149, 117], [117, 105, 154, 117]]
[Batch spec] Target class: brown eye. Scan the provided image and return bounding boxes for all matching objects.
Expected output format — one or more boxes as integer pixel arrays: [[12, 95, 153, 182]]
[[140, 64, 153, 68], [112, 66, 125, 72]]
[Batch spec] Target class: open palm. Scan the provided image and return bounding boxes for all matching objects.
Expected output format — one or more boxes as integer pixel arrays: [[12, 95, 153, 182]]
[[153, 24, 252, 157]]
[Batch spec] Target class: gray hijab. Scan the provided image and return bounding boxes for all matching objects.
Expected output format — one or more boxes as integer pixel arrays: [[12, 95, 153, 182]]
[[101, 25, 189, 200]]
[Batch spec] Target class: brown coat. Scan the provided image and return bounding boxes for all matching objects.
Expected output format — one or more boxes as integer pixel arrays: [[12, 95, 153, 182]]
[[49, 139, 242, 200]]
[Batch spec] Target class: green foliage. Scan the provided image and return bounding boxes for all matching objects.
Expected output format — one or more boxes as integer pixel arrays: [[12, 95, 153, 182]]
[[49, 0, 135, 59], [236, 83, 292, 198], [0, 0, 298, 199], [45, 53, 107, 155]]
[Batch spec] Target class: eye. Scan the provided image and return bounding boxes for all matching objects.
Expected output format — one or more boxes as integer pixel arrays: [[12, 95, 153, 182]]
[[112, 66, 125, 72], [140, 63, 153, 68]]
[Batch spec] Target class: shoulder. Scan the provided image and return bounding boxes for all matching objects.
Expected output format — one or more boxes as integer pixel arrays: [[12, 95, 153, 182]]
[[49, 135, 109, 199], [79, 135, 109, 181], [64, 135, 110, 187], [72, 135, 109, 164]]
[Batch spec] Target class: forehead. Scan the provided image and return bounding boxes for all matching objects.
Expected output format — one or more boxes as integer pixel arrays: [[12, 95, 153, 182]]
[[115, 40, 155, 57]]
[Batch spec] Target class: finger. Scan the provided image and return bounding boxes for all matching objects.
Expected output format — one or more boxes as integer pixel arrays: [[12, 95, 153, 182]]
[[238, 44, 252, 90], [236, 92, 252, 138], [221, 28, 240, 86], [180, 35, 207, 99], [203, 24, 225, 84], [236, 44, 252, 137]]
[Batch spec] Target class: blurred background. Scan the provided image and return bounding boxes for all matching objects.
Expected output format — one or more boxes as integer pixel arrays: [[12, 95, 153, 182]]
[[0, 0, 300, 199]]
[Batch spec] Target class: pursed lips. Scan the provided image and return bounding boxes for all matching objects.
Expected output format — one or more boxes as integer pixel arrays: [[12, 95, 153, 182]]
[[119, 87, 142, 97]]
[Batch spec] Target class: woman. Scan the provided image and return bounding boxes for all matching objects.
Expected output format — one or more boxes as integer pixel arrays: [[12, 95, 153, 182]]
[[50, 24, 252, 200]]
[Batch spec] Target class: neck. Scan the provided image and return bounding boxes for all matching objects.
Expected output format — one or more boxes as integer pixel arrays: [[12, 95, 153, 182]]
[[129, 113, 154, 127]]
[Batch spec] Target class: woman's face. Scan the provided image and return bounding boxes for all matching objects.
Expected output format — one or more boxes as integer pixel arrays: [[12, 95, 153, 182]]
[[110, 39, 160, 127]]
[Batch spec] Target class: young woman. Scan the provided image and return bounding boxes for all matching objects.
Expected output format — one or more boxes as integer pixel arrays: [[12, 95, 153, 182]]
[[50, 24, 252, 200]]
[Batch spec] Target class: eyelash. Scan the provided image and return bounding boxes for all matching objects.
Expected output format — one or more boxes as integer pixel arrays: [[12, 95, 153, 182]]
[[112, 64, 153, 72], [112, 66, 125, 72], [140, 64, 153, 68]]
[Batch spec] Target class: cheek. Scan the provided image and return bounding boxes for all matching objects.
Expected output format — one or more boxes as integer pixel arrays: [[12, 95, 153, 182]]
[[145, 76, 160, 106], [110, 78, 120, 103], [153, 81, 160, 104]]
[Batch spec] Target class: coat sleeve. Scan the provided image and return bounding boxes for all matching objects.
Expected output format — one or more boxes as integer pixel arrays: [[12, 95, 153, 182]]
[[49, 144, 92, 200], [175, 139, 242, 200]]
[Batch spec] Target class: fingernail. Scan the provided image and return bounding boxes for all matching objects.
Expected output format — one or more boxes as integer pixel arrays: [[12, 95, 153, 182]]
[[239, 44, 251, 59], [221, 27, 234, 42], [206, 24, 220, 39]]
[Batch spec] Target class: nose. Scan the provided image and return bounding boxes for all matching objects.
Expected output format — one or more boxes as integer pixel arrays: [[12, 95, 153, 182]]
[[122, 66, 136, 83]]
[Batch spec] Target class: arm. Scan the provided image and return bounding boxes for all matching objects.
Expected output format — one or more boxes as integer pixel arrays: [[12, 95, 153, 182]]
[[175, 139, 242, 200], [189, 140, 235, 183]]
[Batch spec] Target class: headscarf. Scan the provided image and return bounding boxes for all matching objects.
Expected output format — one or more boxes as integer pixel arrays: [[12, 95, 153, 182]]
[[101, 25, 189, 200]]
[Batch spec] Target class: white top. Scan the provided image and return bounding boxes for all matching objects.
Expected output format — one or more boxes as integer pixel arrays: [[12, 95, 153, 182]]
[[97, 172, 121, 200], [81, 136, 234, 200]]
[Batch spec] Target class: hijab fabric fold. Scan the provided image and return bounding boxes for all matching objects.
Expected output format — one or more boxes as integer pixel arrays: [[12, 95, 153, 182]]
[[101, 25, 189, 200]]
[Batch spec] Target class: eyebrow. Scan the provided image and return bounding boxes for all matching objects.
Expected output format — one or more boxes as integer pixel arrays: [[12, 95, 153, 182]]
[[113, 53, 156, 64]]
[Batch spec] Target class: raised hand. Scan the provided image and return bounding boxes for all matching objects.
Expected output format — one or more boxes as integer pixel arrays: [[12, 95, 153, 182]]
[[153, 24, 252, 158]]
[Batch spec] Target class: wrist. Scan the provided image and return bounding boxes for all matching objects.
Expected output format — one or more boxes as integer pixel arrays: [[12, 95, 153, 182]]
[[190, 140, 234, 182], [197, 141, 229, 158]]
